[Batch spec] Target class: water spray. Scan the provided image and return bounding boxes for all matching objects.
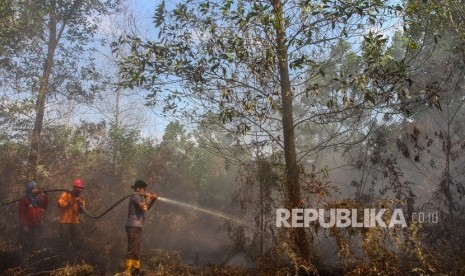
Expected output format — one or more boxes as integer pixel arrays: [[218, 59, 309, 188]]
[[157, 196, 244, 225]]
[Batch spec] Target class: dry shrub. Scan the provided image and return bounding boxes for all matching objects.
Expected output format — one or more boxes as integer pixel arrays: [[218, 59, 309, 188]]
[[330, 199, 440, 275], [256, 228, 319, 276]]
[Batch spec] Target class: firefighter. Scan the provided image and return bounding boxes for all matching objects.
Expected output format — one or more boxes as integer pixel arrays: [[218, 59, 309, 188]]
[[18, 181, 48, 252], [57, 178, 86, 255], [124, 180, 157, 276]]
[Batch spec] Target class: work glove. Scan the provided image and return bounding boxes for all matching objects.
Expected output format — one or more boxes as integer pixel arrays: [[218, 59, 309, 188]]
[[75, 196, 83, 205]]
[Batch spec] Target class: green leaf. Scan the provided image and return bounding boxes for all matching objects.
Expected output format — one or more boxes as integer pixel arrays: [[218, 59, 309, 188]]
[[154, 0, 165, 27], [199, 1, 210, 14], [289, 56, 304, 69]]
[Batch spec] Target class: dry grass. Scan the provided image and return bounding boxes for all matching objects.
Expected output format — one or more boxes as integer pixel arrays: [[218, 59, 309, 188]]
[[141, 249, 246, 276], [49, 264, 95, 276]]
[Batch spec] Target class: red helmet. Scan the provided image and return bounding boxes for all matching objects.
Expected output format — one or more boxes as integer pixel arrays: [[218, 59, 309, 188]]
[[73, 179, 85, 188]]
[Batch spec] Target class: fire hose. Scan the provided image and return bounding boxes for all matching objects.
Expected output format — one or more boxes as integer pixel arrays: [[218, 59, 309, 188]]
[[78, 193, 135, 219], [0, 189, 151, 219], [0, 189, 70, 207]]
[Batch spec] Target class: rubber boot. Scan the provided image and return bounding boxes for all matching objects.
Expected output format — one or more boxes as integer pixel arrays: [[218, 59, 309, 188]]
[[132, 259, 144, 276], [123, 258, 134, 276]]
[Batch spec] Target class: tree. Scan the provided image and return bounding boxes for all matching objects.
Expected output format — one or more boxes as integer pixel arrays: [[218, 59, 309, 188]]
[[0, 0, 121, 179]]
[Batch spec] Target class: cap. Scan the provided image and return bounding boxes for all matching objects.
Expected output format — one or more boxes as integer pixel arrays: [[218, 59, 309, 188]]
[[73, 179, 85, 188], [131, 180, 147, 189]]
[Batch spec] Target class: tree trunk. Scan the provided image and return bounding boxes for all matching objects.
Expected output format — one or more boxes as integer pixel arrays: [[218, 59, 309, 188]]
[[29, 1, 58, 178], [271, 0, 311, 261]]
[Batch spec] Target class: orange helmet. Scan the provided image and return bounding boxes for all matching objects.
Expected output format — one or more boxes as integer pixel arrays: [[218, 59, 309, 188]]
[[73, 179, 85, 188]]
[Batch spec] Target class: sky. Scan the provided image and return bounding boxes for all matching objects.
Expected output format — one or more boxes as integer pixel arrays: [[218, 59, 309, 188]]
[[85, 0, 172, 141], [88, 0, 405, 141]]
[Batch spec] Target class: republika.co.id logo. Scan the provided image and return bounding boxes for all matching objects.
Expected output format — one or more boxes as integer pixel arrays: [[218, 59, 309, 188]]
[[276, 208, 439, 228]]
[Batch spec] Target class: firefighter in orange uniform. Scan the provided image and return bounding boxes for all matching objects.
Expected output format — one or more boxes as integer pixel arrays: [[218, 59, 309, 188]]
[[57, 179, 86, 254]]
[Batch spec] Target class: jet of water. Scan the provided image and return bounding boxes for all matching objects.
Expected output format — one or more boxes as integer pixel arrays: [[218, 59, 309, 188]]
[[157, 196, 244, 225]]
